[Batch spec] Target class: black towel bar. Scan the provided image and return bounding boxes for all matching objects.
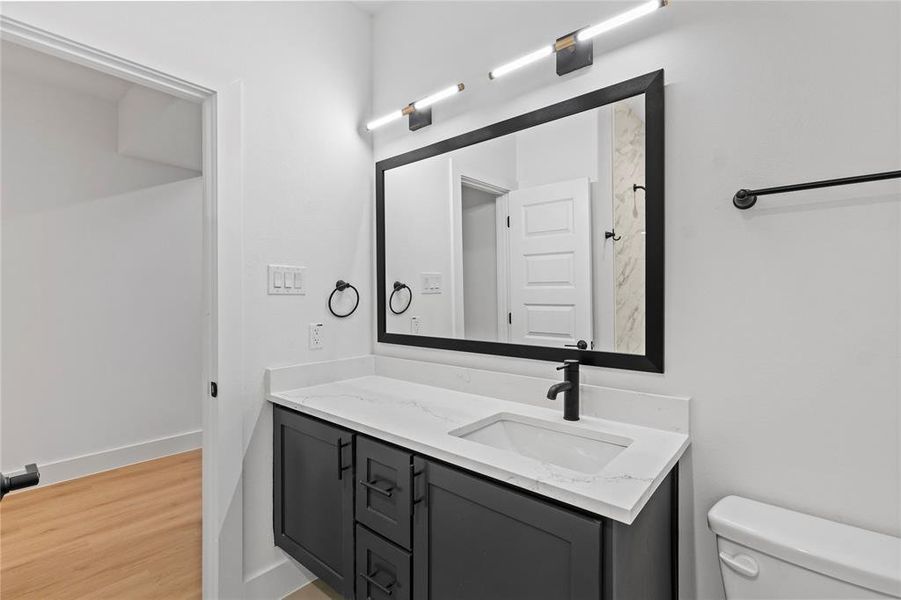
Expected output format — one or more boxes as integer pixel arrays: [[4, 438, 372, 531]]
[[733, 169, 901, 209]]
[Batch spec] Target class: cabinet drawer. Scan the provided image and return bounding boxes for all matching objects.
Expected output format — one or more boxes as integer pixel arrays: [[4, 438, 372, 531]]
[[355, 436, 413, 549], [355, 525, 411, 600]]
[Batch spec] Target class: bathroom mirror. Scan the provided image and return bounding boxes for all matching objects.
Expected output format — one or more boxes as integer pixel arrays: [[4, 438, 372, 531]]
[[377, 70, 663, 372]]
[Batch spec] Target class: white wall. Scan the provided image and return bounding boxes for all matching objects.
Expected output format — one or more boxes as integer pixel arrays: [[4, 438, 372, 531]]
[[385, 157, 455, 337], [1, 68, 203, 480], [371, 3, 901, 599], [0, 2, 374, 596], [384, 135, 517, 337]]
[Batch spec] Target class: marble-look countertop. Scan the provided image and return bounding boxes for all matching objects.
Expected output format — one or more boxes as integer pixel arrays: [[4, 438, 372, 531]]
[[267, 375, 689, 524]]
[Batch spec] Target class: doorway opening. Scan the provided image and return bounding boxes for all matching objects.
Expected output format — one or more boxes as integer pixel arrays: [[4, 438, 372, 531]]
[[0, 21, 222, 597]]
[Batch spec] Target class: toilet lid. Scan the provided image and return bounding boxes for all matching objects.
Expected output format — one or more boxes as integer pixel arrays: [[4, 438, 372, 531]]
[[708, 496, 901, 598]]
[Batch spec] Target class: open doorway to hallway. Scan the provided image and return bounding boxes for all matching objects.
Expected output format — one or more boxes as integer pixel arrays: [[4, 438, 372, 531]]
[[1, 39, 205, 598]]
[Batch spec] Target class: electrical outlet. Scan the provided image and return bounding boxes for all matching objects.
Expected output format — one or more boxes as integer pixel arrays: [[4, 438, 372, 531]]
[[411, 316, 422, 334], [309, 322, 323, 349]]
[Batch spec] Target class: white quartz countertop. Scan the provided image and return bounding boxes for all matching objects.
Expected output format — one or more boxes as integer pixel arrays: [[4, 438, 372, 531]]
[[267, 375, 689, 524]]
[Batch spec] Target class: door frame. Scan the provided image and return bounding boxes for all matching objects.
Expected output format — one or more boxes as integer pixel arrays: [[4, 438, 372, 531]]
[[0, 16, 243, 598], [449, 162, 512, 340]]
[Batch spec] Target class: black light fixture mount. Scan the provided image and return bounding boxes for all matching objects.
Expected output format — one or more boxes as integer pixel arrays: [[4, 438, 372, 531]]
[[404, 105, 432, 131], [555, 31, 592, 76]]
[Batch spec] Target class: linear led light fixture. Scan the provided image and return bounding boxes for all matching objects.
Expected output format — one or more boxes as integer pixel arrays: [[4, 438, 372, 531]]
[[489, 0, 667, 80], [366, 83, 465, 132]]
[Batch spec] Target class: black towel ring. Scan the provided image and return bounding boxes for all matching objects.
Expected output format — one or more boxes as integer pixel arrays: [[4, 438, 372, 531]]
[[328, 280, 360, 318], [389, 281, 412, 315]]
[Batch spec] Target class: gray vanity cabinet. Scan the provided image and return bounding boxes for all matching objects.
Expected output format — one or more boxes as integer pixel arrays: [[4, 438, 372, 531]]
[[412, 457, 602, 600], [274, 406, 676, 600], [273, 406, 355, 598]]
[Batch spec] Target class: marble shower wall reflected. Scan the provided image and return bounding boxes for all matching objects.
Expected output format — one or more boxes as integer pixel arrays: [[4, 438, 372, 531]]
[[612, 101, 646, 354]]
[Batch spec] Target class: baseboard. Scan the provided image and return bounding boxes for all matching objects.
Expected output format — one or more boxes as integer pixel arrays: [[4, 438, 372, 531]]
[[244, 556, 311, 600], [34, 429, 202, 487]]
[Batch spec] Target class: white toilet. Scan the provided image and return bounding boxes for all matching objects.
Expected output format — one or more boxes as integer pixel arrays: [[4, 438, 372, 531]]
[[708, 496, 901, 599]]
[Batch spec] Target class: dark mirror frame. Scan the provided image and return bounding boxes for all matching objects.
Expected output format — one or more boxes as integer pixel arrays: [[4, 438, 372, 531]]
[[376, 70, 664, 373]]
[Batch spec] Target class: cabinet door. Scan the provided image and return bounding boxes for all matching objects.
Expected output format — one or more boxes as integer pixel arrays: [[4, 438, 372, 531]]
[[273, 406, 354, 598], [413, 458, 602, 600]]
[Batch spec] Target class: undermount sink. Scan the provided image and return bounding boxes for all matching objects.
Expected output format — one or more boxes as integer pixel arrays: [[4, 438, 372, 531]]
[[449, 413, 631, 475]]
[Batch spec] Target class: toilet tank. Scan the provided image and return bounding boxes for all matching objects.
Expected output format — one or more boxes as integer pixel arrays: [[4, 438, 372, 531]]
[[708, 496, 901, 600]]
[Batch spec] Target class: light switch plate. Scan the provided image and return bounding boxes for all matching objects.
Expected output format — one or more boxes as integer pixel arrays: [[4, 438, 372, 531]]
[[420, 272, 442, 294], [268, 265, 306, 295], [411, 316, 422, 334]]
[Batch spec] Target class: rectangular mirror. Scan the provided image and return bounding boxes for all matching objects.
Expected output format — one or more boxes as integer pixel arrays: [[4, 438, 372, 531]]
[[377, 71, 663, 372]]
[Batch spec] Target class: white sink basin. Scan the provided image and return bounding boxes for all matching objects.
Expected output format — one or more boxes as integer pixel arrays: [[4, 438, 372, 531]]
[[449, 413, 631, 475]]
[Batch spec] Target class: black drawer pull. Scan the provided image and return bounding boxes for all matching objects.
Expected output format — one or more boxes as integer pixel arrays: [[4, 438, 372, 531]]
[[337, 438, 352, 480], [359, 479, 394, 497], [359, 571, 395, 596], [412, 466, 425, 505]]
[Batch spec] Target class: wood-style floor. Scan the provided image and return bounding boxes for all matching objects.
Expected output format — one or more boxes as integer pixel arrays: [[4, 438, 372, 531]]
[[284, 579, 343, 600], [0, 449, 201, 600]]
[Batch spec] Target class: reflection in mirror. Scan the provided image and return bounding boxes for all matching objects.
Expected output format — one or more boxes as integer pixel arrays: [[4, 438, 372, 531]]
[[384, 95, 648, 355]]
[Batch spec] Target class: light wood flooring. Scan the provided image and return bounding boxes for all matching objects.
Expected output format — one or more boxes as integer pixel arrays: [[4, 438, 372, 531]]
[[284, 580, 343, 600], [1, 449, 201, 599]]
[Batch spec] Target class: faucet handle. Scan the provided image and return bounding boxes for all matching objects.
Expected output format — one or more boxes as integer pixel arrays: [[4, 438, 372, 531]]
[[556, 359, 580, 371]]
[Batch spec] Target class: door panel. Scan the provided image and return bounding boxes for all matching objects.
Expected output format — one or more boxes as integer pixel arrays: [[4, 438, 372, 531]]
[[507, 178, 593, 348], [413, 458, 601, 600], [273, 407, 354, 598]]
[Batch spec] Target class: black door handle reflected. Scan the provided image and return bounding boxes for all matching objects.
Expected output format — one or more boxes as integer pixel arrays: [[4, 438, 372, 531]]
[[565, 340, 588, 350]]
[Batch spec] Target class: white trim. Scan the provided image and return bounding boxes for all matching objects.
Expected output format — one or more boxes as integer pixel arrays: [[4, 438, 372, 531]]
[[450, 163, 512, 340], [244, 557, 311, 600], [0, 16, 213, 101], [495, 193, 511, 342], [32, 431, 202, 488], [0, 17, 242, 600]]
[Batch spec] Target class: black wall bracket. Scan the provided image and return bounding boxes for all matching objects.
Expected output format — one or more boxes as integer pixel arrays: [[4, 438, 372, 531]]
[[555, 31, 593, 76], [408, 106, 432, 131]]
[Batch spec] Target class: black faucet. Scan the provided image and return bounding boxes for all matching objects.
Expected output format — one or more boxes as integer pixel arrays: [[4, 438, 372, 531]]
[[546, 359, 580, 421]]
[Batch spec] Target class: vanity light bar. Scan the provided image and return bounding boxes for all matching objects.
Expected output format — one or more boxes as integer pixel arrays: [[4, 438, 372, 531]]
[[577, 0, 665, 42], [414, 84, 465, 110], [489, 46, 554, 80], [488, 0, 667, 80], [366, 83, 465, 131], [365, 110, 404, 131]]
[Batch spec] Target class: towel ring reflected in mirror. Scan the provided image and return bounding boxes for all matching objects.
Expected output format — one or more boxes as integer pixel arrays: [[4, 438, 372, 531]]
[[389, 281, 412, 315], [329, 280, 360, 318]]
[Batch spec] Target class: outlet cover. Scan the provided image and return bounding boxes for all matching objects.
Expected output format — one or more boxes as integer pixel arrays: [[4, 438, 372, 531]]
[[411, 316, 422, 334], [309, 322, 323, 349]]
